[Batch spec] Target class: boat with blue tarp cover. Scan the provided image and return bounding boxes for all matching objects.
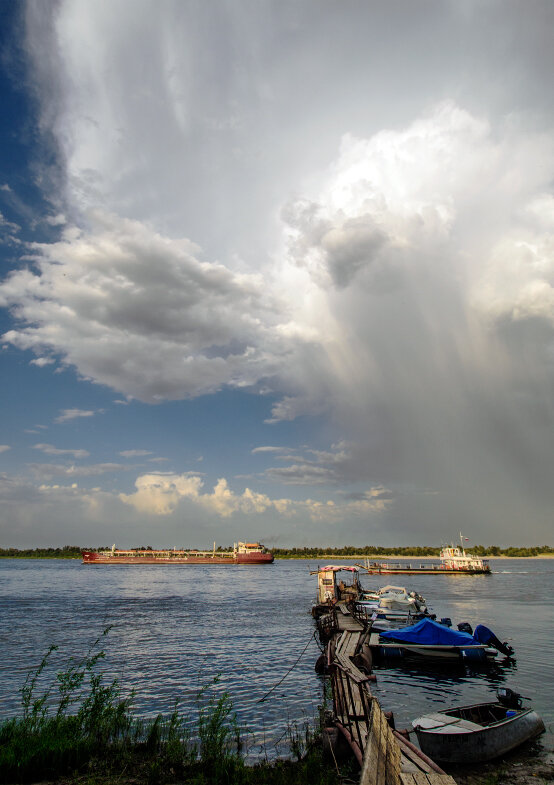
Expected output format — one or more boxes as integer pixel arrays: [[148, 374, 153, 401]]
[[369, 617, 513, 663]]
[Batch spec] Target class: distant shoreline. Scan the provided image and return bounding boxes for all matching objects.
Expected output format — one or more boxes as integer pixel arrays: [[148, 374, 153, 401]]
[[277, 553, 554, 560], [1, 553, 554, 561]]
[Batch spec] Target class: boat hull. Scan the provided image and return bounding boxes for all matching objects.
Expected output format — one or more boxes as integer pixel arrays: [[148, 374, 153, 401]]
[[413, 705, 545, 763], [369, 633, 496, 663], [82, 551, 274, 565], [363, 565, 491, 575]]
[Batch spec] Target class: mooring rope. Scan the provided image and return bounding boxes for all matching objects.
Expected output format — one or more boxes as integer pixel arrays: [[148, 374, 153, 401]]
[[256, 629, 319, 703]]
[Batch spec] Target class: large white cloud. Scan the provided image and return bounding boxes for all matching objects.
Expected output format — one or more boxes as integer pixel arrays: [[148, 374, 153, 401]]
[[119, 471, 391, 520], [0, 211, 291, 401]]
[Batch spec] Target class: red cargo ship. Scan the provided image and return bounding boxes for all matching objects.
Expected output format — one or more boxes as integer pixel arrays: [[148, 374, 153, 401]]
[[82, 541, 274, 565]]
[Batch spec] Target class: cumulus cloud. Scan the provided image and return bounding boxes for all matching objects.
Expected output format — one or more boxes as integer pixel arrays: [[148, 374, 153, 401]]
[[0, 212, 292, 402], [120, 471, 390, 520], [0, 445, 11, 453]]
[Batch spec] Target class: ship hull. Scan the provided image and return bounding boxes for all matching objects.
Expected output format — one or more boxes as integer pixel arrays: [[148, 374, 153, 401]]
[[363, 565, 491, 575], [82, 551, 274, 565]]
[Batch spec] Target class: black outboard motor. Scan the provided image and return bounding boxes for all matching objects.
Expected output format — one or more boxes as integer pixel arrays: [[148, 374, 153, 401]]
[[473, 624, 515, 657], [439, 617, 452, 627], [497, 687, 528, 710], [457, 622, 473, 635]]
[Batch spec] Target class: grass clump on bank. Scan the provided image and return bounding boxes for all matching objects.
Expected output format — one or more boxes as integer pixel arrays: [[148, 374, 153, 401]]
[[0, 629, 344, 785]]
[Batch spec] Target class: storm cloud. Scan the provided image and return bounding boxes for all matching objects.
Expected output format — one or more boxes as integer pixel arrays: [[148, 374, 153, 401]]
[[1, 1, 553, 545]]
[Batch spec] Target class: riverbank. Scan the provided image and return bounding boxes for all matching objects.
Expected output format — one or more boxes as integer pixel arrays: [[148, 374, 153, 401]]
[[276, 554, 554, 560], [16, 752, 554, 785], [451, 746, 554, 785]]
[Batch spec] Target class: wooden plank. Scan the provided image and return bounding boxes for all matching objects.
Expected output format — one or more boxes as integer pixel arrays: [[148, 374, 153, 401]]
[[426, 775, 457, 785], [337, 614, 364, 631], [399, 775, 417, 785], [372, 700, 386, 785], [385, 723, 402, 785], [335, 631, 349, 657], [375, 711, 386, 785], [401, 758, 421, 774], [396, 736, 434, 773], [343, 632, 360, 657], [412, 774, 432, 785], [360, 702, 382, 785], [360, 733, 380, 785]]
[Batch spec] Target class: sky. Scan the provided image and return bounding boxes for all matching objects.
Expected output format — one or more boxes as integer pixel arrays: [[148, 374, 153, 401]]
[[1, 0, 553, 549]]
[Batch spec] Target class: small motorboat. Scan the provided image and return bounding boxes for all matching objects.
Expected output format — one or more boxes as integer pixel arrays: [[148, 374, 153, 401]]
[[412, 688, 545, 763], [356, 585, 430, 625], [360, 584, 427, 610], [371, 618, 511, 663]]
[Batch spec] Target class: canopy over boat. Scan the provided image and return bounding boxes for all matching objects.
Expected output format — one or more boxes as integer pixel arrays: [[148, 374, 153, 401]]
[[379, 617, 476, 645]]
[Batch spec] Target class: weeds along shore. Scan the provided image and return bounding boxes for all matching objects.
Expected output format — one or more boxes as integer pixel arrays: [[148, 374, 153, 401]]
[[0, 627, 347, 785]]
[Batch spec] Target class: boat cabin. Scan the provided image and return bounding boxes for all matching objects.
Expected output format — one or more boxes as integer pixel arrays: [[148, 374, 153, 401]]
[[314, 565, 361, 604], [439, 546, 490, 571]]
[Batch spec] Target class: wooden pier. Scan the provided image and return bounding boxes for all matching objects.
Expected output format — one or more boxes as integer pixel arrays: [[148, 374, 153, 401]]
[[322, 604, 457, 785]]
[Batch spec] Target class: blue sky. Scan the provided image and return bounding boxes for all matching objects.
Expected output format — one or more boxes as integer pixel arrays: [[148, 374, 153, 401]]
[[1, 1, 554, 548]]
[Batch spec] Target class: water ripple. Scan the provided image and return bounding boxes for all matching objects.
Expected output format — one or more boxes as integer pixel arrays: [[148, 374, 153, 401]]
[[1, 558, 553, 756]]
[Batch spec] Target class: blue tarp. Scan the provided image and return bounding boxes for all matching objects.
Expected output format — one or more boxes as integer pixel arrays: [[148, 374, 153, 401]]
[[379, 617, 477, 645]]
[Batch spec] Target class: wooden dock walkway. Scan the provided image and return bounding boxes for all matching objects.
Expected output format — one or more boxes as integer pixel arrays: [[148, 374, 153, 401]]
[[326, 624, 457, 785]]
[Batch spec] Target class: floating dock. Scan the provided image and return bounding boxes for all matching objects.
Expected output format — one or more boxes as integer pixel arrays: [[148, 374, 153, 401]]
[[316, 580, 457, 785]]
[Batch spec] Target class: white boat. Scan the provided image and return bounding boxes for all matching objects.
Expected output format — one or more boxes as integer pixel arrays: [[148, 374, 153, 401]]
[[360, 584, 427, 612], [439, 535, 490, 573], [412, 689, 545, 763], [361, 534, 491, 575]]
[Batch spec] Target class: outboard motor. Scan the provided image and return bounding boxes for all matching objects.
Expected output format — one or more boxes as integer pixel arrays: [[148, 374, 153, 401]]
[[497, 688, 528, 710], [473, 624, 515, 657], [439, 617, 452, 627], [457, 622, 473, 635]]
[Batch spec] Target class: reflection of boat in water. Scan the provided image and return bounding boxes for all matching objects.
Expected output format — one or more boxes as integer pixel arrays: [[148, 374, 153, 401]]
[[369, 618, 513, 664], [361, 534, 491, 575], [412, 688, 545, 763], [82, 541, 274, 565]]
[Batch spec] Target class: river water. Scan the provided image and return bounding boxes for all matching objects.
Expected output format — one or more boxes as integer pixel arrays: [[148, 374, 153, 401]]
[[0, 557, 552, 759]]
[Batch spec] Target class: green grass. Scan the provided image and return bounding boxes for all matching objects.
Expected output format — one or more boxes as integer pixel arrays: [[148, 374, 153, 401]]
[[0, 629, 346, 785]]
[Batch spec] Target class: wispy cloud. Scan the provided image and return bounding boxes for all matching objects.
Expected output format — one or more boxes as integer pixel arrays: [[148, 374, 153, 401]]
[[119, 450, 153, 458], [0, 445, 11, 453], [29, 463, 130, 479], [32, 443, 90, 459], [55, 409, 97, 424], [30, 357, 55, 367]]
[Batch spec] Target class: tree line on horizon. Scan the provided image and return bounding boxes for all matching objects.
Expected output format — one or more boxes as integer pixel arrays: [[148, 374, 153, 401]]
[[0, 544, 553, 559]]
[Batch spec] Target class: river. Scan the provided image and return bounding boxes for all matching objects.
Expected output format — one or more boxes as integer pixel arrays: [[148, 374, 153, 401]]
[[0, 557, 552, 759]]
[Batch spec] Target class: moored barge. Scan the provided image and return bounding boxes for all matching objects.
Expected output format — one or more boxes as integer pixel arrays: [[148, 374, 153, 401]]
[[82, 541, 274, 565], [362, 535, 491, 575]]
